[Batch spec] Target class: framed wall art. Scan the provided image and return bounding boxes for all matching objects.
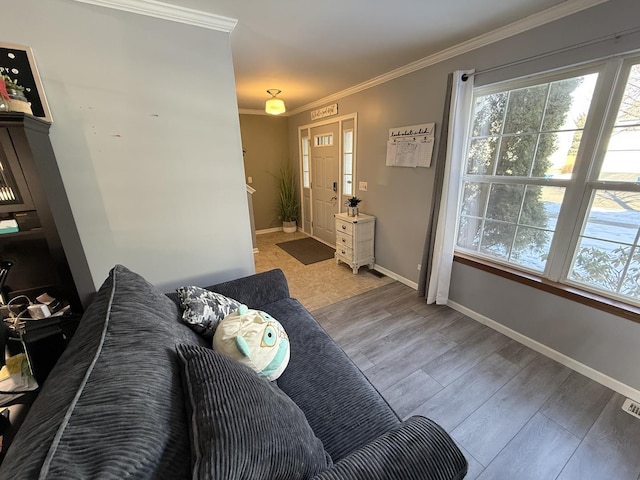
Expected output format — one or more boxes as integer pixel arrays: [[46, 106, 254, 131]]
[[0, 42, 52, 122]]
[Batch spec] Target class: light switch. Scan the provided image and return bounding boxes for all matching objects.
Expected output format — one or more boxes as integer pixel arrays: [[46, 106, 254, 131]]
[[359, 181, 368, 191]]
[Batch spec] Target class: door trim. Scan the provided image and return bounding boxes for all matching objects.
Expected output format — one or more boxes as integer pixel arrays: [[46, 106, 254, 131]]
[[297, 113, 358, 239]]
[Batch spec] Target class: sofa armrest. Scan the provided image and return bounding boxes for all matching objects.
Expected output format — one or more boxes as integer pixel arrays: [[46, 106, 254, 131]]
[[206, 269, 290, 308], [311, 416, 467, 480]]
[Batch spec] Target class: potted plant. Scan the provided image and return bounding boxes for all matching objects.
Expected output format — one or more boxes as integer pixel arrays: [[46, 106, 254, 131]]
[[346, 196, 361, 217], [0, 74, 32, 114], [277, 162, 299, 233]]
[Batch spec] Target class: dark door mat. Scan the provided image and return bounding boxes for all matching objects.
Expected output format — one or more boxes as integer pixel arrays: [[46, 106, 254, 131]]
[[276, 237, 335, 265]]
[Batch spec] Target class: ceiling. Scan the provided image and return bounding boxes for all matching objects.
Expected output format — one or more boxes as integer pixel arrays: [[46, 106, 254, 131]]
[[164, 0, 599, 113]]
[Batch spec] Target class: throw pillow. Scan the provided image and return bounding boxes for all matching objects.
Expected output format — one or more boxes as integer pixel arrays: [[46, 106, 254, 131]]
[[212, 305, 290, 381], [176, 344, 332, 480], [176, 285, 240, 339]]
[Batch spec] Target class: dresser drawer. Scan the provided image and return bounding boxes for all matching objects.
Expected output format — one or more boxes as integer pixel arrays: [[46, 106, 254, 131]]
[[336, 233, 353, 248], [336, 245, 353, 261], [335, 219, 354, 236]]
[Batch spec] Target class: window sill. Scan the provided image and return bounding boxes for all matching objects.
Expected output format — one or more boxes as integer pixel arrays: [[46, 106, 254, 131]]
[[453, 253, 640, 323]]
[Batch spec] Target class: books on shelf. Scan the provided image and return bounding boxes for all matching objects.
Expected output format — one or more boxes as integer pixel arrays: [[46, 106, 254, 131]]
[[0, 220, 18, 235]]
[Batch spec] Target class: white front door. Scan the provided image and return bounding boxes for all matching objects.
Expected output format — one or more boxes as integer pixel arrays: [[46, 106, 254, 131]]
[[310, 122, 339, 245]]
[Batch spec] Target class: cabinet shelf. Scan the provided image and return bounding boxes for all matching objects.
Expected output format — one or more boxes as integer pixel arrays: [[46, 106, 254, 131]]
[[0, 228, 44, 240], [0, 115, 93, 311]]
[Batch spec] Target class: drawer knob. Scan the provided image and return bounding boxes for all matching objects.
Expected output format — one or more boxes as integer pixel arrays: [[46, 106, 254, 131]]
[[341, 250, 346, 254], [342, 225, 346, 230], [342, 238, 346, 243]]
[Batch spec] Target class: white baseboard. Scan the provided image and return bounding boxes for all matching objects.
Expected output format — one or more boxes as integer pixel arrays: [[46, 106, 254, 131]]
[[448, 300, 640, 404], [373, 265, 418, 290], [256, 227, 284, 235]]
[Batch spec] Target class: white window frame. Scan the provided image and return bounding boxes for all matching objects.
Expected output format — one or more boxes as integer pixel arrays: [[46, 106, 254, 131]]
[[301, 136, 310, 189], [343, 129, 354, 195], [456, 54, 640, 308]]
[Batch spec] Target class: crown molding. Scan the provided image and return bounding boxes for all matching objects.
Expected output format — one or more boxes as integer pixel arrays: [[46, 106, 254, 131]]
[[71, 0, 237, 32], [289, 0, 609, 116]]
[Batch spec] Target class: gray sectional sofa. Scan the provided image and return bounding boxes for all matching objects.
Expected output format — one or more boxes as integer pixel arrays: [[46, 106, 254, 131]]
[[0, 264, 467, 479]]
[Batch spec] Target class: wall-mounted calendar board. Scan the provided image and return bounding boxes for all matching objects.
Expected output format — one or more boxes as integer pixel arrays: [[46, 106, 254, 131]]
[[386, 123, 435, 167]]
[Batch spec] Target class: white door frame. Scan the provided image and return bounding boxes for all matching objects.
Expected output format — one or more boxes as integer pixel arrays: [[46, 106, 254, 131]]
[[297, 113, 358, 242]]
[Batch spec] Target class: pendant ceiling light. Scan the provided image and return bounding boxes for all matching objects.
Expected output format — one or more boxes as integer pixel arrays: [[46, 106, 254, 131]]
[[265, 89, 286, 115]]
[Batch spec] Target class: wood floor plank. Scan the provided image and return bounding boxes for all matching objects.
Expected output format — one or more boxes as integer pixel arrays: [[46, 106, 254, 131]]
[[322, 308, 392, 344], [382, 288, 431, 314], [438, 314, 487, 343], [422, 328, 511, 387], [495, 339, 539, 368], [343, 348, 375, 371], [313, 282, 406, 322], [451, 354, 571, 466], [355, 309, 432, 352], [358, 311, 453, 364], [557, 393, 640, 480], [541, 371, 614, 438], [381, 369, 443, 418], [363, 332, 456, 392], [408, 353, 520, 430], [477, 413, 580, 480]]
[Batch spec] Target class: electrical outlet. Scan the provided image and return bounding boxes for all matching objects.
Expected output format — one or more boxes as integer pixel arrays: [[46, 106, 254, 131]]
[[359, 181, 367, 191], [247, 176, 253, 184], [417, 264, 421, 271]]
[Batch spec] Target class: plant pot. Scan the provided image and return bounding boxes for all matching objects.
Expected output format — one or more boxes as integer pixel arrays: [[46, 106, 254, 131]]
[[6, 88, 32, 115], [282, 221, 297, 233], [347, 206, 358, 217]]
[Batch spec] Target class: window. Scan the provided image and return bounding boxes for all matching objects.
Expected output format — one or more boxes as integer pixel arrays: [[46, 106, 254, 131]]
[[456, 56, 640, 307], [343, 129, 354, 195], [314, 133, 333, 146], [301, 136, 310, 188]]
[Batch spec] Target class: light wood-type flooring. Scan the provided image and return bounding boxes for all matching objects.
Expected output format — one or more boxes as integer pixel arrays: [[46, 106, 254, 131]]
[[255, 232, 640, 479]]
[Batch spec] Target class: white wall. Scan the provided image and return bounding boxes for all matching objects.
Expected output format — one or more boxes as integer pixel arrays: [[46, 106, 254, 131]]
[[288, 0, 640, 395], [3, 0, 255, 295]]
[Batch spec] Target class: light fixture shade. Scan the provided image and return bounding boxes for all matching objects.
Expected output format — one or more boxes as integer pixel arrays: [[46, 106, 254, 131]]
[[265, 89, 286, 115]]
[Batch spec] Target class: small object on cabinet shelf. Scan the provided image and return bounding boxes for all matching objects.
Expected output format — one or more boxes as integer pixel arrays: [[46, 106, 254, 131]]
[[346, 196, 361, 217], [0, 220, 18, 235]]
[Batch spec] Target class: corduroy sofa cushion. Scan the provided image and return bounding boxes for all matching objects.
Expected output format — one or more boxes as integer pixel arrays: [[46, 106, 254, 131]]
[[0, 265, 207, 480], [176, 344, 332, 480]]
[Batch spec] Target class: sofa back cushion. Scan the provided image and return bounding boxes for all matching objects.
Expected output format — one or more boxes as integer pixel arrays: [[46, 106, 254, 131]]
[[0, 265, 206, 480]]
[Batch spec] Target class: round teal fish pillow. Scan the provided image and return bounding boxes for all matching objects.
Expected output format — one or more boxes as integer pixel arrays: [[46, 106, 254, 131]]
[[212, 305, 290, 381]]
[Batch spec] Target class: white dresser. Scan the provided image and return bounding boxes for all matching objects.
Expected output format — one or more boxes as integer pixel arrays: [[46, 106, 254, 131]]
[[335, 212, 375, 274]]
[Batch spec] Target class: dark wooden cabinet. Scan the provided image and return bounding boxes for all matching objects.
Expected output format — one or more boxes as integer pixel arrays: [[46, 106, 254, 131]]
[[0, 113, 93, 312]]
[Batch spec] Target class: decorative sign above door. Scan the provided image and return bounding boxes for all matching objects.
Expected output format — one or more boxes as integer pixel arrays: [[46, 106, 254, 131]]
[[311, 103, 338, 121]]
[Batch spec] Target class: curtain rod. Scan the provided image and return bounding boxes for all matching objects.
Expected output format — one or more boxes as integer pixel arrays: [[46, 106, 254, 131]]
[[461, 25, 640, 81]]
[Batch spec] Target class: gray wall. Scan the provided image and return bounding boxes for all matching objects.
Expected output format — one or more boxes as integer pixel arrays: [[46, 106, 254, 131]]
[[239, 114, 289, 231], [3, 0, 255, 295], [288, 0, 640, 392]]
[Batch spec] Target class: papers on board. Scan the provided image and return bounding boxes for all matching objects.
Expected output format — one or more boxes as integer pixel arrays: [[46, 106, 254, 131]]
[[386, 123, 435, 167]]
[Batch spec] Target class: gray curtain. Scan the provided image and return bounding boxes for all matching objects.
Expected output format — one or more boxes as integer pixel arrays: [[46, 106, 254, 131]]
[[418, 73, 454, 299]]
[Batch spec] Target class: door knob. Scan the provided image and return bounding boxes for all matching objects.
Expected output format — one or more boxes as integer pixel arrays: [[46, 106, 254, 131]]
[[330, 195, 337, 201]]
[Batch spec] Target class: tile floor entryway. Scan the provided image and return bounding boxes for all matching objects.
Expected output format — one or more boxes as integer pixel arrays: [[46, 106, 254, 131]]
[[253, 231, 394, 311]]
